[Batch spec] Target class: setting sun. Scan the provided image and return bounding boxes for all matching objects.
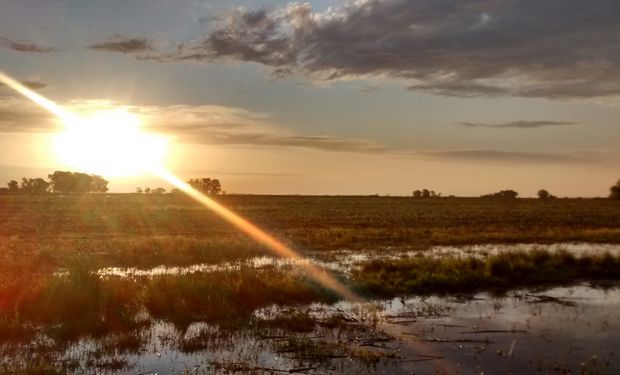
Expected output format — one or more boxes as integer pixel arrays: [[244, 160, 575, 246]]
[[53, 110, 168, 177]]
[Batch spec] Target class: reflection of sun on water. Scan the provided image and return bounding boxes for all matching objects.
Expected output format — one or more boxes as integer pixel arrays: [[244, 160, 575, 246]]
[[53, 110, 168, 177]]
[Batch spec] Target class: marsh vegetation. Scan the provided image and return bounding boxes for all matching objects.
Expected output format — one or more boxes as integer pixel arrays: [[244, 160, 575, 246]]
[[0, 194, 619, 373]]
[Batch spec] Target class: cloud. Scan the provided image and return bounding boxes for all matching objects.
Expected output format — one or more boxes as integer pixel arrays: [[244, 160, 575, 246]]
[[149, 0, 620, 99], [0, 37, 56, 53], [0, 98, 384, 153], [0, 80, 48, 92], [424, 150, 608, 164], [0, 97, 56, 133], [88, 34, 153, 53], [458, 121, 576, 129], [135, 103, 385, 153]]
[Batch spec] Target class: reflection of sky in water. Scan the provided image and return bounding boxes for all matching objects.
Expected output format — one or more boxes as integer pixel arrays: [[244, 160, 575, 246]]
[[26, 284, 619, 374]]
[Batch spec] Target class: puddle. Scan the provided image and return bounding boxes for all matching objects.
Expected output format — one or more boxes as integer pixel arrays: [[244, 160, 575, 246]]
[[95, 242, 620, 278], [5, 284, 618, 374]]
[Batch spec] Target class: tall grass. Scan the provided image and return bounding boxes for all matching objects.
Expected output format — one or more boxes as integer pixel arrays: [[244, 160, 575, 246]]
[[353, 250, 620, 296]]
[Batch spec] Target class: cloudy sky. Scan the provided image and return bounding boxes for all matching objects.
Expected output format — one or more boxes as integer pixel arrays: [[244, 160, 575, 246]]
[[1, 0, 619, 196]]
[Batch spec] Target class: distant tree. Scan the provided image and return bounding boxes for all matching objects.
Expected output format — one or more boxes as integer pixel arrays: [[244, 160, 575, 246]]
[[48, 171, 108, 194], [188, 178, 222, 195], [152, 187, 166, 194], [136, 187, 143, 194], [413, 190, 422, 198], [481, 190, 518, 199], [144, 187, 151, 194], [611, 179, 620, 200], [7, 180, 19, 192], [422, 189, 431, 198], [170, 188, 181, 195], [537, 189, 555, 199], [90, 175, 109, 193], [20, 177, 50, 194]]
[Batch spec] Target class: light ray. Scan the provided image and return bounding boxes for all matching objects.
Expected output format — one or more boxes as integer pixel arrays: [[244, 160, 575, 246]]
[[154, 167, 362, 302], [0, 70, 77, 123]]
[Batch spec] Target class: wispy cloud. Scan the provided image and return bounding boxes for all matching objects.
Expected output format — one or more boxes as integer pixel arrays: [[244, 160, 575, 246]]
[[458, 121, 577, 129], [0, 37, 56, 53], [138, 0, 620, 99], [88, 34, 153, 53], [424, 150, 607, 164], [0, 80, 47, 91]]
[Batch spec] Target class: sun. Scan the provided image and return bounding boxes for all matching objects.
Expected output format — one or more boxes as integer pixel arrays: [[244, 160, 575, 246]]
[[52, 109, 168, 177]]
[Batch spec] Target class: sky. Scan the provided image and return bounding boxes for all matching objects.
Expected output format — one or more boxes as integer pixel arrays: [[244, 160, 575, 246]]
[[0, 0, 619, 196]]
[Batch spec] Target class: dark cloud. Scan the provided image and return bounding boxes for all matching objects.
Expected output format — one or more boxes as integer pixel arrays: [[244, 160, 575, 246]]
[[0, 80, 47, 91], [155, 0, 620, 99], [425, 150, 605, 164], [0, 37, 56, 53], [89, 34, 153, 53], [459, 121, 576, 129]]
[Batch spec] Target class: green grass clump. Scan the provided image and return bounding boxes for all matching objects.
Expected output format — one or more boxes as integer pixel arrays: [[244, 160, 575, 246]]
[[352, 250, 620, 296], [144, 267, 336, 327]]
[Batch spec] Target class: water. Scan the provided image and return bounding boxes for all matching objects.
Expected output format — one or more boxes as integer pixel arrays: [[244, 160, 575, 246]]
[[21, 284, 617, 374], [96, 242, 620, 278]]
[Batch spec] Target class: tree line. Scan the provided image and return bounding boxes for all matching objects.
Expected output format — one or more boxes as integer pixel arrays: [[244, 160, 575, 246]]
[[4, 171, 109, 194]]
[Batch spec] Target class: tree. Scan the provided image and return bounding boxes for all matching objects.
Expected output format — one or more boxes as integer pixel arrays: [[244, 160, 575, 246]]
[[537, 189, 554, 199], [152, 187, 166, 194], [90, 175, 109, 193], [7, 180, 19, 192], [413, 190, 422, 198], [144, 187, 151, 194], [611, 179, 620, 200], [188, 178, 222, 195], [48, 171, 108, 194], [481, 190, 518, 199], [20, 177, 50, 194], [136, 187, 143, 194], [422, 189, 431, 198]]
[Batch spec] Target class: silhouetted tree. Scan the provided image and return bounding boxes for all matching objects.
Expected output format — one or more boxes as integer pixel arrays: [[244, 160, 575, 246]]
[[481, 190, 518, 199], [422, 189, 431, 198], [152, 187, 166, 194], [188, 178, 222, 195], [611, 179, 620, 200], [537, 189, 555, 199], [7, 180, 19, 192], [413, 190, 422, 198], [20, 178, 50, 194], [144, 187, 151, 194], [136, 187, 143, 194], [90, 175, 109, 193], [48, 171, 108, 194]]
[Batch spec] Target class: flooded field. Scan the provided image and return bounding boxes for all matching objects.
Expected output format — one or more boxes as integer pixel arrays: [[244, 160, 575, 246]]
[[4, 284, 618, 374], [2, 243, 620, 373], [96, 242, 620, 278], [2, 196, 620, 373]]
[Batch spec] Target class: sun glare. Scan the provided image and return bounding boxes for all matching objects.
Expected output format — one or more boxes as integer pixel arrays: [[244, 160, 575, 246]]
[[53, 110, 169, 177]]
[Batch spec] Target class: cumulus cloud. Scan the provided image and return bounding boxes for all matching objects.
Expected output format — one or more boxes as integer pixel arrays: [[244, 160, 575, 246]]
[[458, 121, 576, 129], [148, 0, 620, 99], [0, 37, 56, 53], [88, 34, 153, 53]]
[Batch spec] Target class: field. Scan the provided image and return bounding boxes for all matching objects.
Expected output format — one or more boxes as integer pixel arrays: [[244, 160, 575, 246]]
[[1, 194, 620, 373]]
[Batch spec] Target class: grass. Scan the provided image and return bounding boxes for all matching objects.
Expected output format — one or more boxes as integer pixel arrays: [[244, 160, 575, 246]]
[[352, 250, 620, 296]]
